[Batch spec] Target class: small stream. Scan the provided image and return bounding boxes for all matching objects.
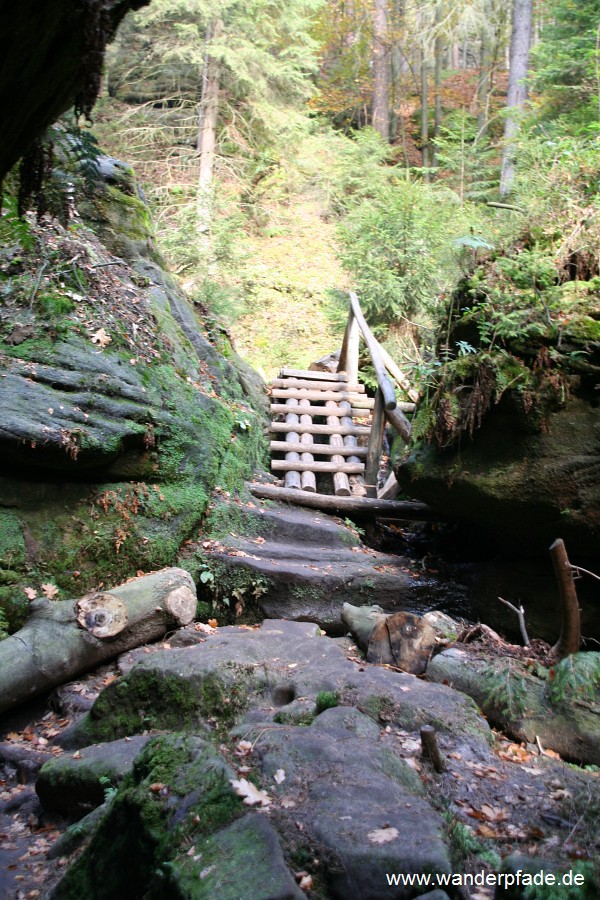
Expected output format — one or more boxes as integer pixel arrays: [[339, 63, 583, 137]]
[[376, 521, 600, 647]]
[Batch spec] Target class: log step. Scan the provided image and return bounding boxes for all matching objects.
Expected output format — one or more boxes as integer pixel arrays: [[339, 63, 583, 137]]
[[270, 440, 368, 457], [271, 378, 365, 393], [271, 389, 367, 403], [271, 422, 371, 437], [271, 460, 365, 474], [270, 402, 374, 416], [249, 482, 436, 518], [280, 367, 348, 382]]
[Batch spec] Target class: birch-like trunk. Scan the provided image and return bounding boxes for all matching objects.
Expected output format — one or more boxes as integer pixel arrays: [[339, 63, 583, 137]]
[[499, 0, 533, 198], [372, 0, 390, 140], [197, 18, 223, 259]]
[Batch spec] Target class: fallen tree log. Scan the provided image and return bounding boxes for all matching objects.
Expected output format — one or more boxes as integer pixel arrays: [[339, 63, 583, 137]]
[[0, 568, 196, 715], [249, 483, 436, 519]]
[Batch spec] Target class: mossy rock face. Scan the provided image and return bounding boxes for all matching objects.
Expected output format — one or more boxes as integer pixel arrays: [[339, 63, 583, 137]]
[[397, 392, 600, 558], [166, 813, 303, 900], [51, 734, 243, 900], [0, 160, 267, 632], [398, 253, 600, 559]]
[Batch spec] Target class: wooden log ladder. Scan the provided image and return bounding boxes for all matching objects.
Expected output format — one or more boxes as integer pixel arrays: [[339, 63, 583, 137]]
[[269, 367, 373, 496]]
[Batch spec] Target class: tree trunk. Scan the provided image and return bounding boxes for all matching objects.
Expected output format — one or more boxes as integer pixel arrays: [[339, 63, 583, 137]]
[[499, 0, 533, 198], [549, 539, 581, 660], [372, 0, 390, 140], [477, 13, 491, 137], [420, 43, 430, 174], [432, 5, 443, 166], [0, 569, 197, 715], [197, 18, 223, 251]]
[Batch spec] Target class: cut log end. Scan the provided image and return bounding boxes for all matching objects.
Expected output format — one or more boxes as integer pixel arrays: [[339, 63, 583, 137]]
[[164, 585, 197, 626], [75, 593, 128, 639]]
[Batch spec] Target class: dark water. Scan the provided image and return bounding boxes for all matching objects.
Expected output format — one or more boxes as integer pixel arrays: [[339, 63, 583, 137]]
[[375, 521, 600, 647]]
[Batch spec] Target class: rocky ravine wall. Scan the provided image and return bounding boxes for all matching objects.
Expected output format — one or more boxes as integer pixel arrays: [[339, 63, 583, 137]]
[[0, 155, 267, 633]]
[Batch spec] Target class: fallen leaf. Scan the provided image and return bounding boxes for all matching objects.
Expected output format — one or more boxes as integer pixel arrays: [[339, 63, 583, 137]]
[[91, 328, 111, 348], [273, 769, 286, 785], [23, 587, 38, 600], [41, 583, 59, 600], [281, 798, 296, 808], [299, 874, 313, 890], [235, 740, 253, 757], [368, 826, 399, 844], [230, 777, 271, 807]]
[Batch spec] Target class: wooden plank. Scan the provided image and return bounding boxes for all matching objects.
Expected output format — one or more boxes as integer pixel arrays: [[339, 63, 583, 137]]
[[298, 399, 316, 493], [280, 367, 348, 382], [270, 441, 368, 457], [326, 398, 351, 496], [270, 401, 374, 415], [271, 389, 368, 404], [249, 483, 436, 519], [271, 460, 365, 474], [271, 378, 365, 393], [271, 422, 371, 437]]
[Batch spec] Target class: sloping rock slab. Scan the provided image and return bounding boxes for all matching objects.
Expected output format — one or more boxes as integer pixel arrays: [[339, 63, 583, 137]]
[[203, 504, 468, 630], [36, 735, 151, 818], [61, 620, 490, 750], [248, 707, 453, 899]]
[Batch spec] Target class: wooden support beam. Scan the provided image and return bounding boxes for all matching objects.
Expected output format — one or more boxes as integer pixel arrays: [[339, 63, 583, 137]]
[[283, 398, 301, 490], [326, 399, 351, 496], [379, 345, 420, 403], [339, 398, 364, 491], [271, 378, 365, 393], [298, 398, 316, 493], [270, 441, 368, 457], [385, 405, 412, 444], [365, 388, 386, 498], [338, 312, 360, 384], [249, 483, 435, 519], [271, 460, 365, 474], [271, 422, 371, 437], [349, 291, 396, 410]]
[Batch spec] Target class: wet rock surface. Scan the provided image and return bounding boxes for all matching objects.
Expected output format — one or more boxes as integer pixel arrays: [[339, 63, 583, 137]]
[[2, 618, 597, 899]]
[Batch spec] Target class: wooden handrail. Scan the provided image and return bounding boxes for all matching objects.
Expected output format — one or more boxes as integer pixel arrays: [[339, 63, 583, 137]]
[[347, 292, 397, 411]]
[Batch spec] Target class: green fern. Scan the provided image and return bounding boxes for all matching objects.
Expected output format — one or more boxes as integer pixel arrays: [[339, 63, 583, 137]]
[[481, 661, 527, 719], [547, 653, 600, 706]]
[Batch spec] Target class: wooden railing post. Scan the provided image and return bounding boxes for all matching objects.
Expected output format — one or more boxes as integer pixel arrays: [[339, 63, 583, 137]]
[[338, 312, 360, 384], [364, 388, 386, 498]]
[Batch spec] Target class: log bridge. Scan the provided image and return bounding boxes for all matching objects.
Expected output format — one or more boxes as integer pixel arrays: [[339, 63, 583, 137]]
[[255, 291, 427, 518]]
